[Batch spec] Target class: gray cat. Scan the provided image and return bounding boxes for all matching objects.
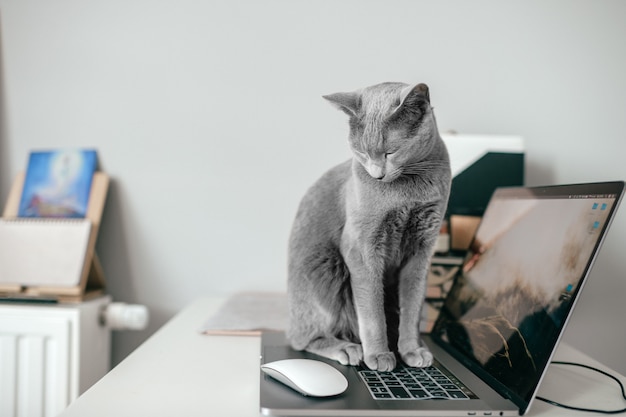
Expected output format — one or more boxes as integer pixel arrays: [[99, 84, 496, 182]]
[[287, 82, 451, 372]]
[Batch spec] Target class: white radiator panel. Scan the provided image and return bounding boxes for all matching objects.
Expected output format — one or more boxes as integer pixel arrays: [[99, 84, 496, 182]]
[[0, 317, 71, 417], [0, 334, 18, 415], [0, 297, 111, 417]]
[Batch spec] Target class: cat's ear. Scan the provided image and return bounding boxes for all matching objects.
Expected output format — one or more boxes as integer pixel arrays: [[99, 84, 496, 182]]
[[400, 83, 430, 105], [323, 92, 360, 117], [389, 83, 430, 120]]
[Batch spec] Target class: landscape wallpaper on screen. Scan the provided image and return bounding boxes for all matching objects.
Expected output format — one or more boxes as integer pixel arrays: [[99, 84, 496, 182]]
[[433, 196, 613, 401]]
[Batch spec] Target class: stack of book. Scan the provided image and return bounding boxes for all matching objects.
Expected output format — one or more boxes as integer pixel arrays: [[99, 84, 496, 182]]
[[420, 255, 464, 333]]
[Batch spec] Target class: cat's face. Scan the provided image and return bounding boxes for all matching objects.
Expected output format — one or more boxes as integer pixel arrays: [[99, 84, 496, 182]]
[[324, 82, 434, 183]]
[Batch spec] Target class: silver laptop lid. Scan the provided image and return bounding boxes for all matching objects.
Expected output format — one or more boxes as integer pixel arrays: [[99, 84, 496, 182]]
[[430, 181, 625, 415]]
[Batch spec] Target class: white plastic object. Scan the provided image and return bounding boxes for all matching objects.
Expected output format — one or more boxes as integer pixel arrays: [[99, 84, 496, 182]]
[[101, 302, 149, 330]]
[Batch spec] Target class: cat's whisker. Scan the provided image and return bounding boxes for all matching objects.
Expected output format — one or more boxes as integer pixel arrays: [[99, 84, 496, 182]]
[[400, 160, 449, 175]]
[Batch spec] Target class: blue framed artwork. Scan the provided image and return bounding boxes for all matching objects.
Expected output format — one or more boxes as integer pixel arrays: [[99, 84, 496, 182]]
[[18, 149, 98, 218]]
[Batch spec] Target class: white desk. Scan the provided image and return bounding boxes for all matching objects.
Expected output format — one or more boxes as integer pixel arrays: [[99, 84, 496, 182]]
[[59, 297, 626, 417]]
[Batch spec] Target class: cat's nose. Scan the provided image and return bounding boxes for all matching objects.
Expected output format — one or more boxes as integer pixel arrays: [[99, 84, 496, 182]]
[[367, 162, 385, 180]]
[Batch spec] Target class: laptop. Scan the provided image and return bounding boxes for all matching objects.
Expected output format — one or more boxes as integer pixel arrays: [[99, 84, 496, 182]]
[[260, 181, 625, 416]]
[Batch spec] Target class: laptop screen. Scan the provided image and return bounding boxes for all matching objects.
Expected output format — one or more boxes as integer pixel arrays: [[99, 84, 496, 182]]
[[431, 182, 624, 410]]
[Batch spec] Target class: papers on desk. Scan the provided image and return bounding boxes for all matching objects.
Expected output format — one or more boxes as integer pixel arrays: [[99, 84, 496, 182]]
[[199, 291, 287, 336]]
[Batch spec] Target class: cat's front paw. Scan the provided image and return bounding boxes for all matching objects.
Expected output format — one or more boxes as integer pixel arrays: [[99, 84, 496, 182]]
[[401, 347, 433, 368], [335, 343, 363, 366], [364, 351, 396, 371]]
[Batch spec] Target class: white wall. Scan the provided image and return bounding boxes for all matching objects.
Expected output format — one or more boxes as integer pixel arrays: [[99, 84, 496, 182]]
[[1, 1, 625, 373]]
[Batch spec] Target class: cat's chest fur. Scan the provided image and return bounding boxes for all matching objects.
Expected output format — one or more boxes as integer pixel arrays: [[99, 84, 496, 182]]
[[343, 163, 445, 266], [374, 203, 440, 264]]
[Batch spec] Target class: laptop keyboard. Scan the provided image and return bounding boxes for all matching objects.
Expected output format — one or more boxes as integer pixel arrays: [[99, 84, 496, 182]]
[[358, 362, 475, 400]]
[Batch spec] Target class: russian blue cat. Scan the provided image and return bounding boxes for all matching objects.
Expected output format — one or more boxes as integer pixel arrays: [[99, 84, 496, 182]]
[[287, 82, 451, 371]]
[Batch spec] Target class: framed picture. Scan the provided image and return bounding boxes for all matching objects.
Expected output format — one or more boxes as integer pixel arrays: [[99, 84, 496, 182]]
[[18, 149, 98, 218]]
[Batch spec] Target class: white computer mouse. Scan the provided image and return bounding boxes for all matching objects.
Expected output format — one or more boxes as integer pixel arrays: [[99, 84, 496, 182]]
[[261, 359, 348, 397]]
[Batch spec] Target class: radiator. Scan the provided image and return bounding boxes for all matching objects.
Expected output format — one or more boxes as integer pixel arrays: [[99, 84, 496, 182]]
[[0, 297, 111, 417]]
